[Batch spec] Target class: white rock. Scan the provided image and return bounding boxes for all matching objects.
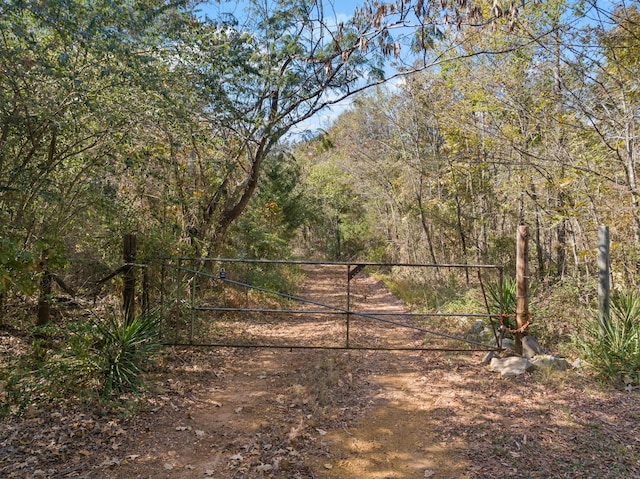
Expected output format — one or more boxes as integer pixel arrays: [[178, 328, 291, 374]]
[[530, 354, 570, 371], [489, 356, 533, 376]]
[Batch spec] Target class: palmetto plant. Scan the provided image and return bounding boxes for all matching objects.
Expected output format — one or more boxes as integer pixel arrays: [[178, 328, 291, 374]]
[[93, 308, 161, 396], [486, 277, 517, 315], [486, 277, 518, 332], [581, 290, 640, 387]]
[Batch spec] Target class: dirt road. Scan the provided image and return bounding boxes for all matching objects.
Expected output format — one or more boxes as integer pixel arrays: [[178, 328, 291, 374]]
[[111, 264, 472, 478]]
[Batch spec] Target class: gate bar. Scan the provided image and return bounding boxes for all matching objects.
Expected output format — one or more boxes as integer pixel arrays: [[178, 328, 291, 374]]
[[194, 306, 497, 318], [178, 266, 498, 350], [164, 343, 498, 352], [174, 257, 502, 270]]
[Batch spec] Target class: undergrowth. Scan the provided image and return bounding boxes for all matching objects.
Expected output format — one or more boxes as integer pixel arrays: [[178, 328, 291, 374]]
[[0, 307, 162, 415], [371, 270, 470, 311], [579, 290, 640, 387]]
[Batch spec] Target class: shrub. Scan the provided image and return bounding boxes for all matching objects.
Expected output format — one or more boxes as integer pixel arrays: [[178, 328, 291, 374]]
[[1, 322, 100, 415], [92, 308, 161, 396], [580, 290, 640, 387], [0, 309, 162, 415]]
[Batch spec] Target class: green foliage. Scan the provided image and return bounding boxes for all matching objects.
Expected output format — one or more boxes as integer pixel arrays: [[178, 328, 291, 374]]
[[0, 322, 101, 415], [372, 270, 475, 312], [0, 308, 162, 414], [486, 277, 518, 317], [0, 0, 192, 304], [225, 152, 310, 259], [92, 309, 161, 396], [580, 290, 640, 387], [297, 155, 379, 260], [0, 238, 37, 295]]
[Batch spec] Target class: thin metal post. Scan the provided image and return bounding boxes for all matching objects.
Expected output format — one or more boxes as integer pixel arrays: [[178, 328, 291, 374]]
[[498, 266, 504, 347], [346, 264, 351, 348], [123, 234, 137, 325], [36, 251, 52, 326], [142, 268, 149, 316], [159, 262, 166, 339], [597, 225, 610, 337]]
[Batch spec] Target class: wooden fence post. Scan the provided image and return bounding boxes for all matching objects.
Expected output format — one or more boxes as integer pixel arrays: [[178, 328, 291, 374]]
[[123, 234, 137, 325], [597, 225, 610, 337], [515, 225, 530, 355]]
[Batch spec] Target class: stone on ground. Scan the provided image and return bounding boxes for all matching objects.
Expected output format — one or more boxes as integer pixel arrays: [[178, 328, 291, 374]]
[[530, 354, 570, 371], [522, 336, 545, 359], [489, 356, 533, 376]]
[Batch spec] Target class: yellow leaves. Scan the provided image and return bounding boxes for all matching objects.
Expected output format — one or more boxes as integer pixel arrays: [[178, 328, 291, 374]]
[[263, 200, 281, 223]]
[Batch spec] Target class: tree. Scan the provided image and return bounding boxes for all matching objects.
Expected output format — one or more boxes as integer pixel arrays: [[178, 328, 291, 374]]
[[150, 0, 531, 254], [0, 0, 544, 313], [0, 0, 193, 314], [576, 3, 640, 277]]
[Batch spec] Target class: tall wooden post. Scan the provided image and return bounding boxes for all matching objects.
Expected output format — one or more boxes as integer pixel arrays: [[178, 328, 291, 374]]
[[515, 225, 530, 355], [123, 234, 137, 325], [597, 226, 610, 337]]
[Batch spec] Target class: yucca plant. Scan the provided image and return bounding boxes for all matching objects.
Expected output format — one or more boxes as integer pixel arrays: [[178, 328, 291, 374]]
[[93, 308, 161, 396], [581, 290, 640, 387], [610, 290, 640, 335], [486, 277, 517, 316], [485, 277, 538, 338]]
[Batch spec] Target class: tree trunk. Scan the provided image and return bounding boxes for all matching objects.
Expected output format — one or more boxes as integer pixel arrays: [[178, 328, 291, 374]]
[[415, 185, 440, 278], [515, 225, 530, 355], [529, 182, 545, 278], [36, 252, 52, 327]]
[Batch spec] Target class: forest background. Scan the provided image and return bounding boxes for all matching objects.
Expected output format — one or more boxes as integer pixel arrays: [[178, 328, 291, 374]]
[[2, 0, 640, 393]]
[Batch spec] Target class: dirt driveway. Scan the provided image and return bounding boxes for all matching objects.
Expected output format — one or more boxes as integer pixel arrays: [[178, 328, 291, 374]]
[[104, 265, 473, 478]]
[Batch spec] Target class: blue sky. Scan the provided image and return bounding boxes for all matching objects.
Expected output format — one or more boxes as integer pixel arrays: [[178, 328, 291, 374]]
[[196, 0, 362, 26]]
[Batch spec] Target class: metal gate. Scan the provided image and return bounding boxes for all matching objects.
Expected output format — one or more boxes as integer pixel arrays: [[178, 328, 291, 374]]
[[159, 258, 504, 352]]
